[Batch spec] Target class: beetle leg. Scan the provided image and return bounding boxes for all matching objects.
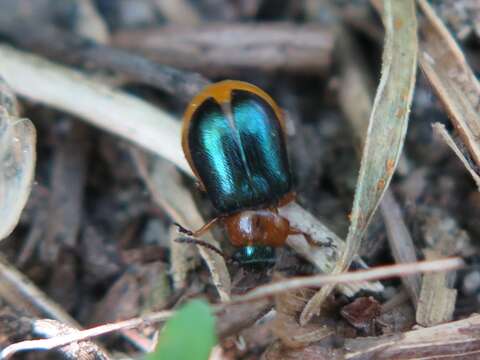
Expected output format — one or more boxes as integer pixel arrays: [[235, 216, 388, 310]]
[[174, 222, 194, 235], [174, 217, 220, 237], [174, 237, 226, 259]]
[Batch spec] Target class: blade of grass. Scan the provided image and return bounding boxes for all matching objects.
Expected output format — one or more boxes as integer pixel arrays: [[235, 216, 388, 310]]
[[432, 122, 480, 189], [337, 28, 420, 306], [300, 0, 418, 324]]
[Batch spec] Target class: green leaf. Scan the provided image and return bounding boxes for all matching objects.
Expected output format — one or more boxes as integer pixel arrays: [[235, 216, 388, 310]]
[[148, 300, 217, 360]]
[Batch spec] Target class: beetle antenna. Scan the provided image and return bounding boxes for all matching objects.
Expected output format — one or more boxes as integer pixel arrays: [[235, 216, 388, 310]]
[[173, 222, 194, 236], [175, 237, 226, 259]]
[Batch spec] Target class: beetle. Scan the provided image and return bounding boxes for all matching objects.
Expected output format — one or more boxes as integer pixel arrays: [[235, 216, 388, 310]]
[[179, 80, 303, 267]]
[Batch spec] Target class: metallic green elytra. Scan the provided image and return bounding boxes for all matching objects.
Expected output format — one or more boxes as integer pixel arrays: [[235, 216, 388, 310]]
[[182, 81, 295, 267], [182, 81, 292, 214], [232, 246, 276, 269]]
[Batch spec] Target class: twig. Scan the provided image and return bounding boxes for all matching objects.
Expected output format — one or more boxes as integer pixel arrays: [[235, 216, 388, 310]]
[[112, 23, 334, 74], [230, 258, 462, 304], [0, 258, 463, 359], [31, 320, 109, 360]]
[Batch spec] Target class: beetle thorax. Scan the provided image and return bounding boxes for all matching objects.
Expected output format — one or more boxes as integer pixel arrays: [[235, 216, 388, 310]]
[[224, 209, 290, 247]]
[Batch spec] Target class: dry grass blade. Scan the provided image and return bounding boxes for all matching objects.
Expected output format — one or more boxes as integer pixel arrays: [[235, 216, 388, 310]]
[[0, 77, 36, 240], [337, 28, 418, 303], [300, 0, 418, 324], [432, 122, 480, 189], [134, 152, 231, 301], [417, 0, 480, 175], [0, 44, 191, 175], [231, 258, 460, 305]]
